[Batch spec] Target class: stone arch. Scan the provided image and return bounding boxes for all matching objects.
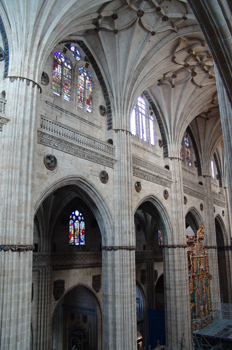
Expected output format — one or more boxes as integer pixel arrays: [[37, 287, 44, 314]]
[[185, 207, 203, 235], [134, 195, 173, 245], [34, 176, 114, 246], [52, 283, 102, 350], [215, 214, 228, 245]]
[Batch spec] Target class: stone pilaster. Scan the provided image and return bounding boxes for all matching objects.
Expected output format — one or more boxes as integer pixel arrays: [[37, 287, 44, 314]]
[[0, 78, 39, 350], [102, 129, 137, 350], [162, 157, 193, 349], [202, 175, 220, 304]]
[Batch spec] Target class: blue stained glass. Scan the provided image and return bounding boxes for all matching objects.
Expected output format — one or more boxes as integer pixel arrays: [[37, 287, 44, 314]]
[[69, 210, 85, 246]]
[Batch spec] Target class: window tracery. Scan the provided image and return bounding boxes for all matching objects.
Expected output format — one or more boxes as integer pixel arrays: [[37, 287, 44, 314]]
[[69, 210, 85, 246], [77, 67, 93, 113], [130, 96, 155, 145], [52, 51, 72, 101]]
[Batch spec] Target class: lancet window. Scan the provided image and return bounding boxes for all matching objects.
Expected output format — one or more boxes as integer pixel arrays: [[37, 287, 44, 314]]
[[69, 210, 85, 246], [180, 135, 192, 166], [130, 96, 155, 145], [52, 51, 72, 101], [77, 67, 93, 112]]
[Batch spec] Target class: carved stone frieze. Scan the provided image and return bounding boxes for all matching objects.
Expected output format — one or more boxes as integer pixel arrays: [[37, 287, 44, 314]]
[[37, 130, 116, 168], [212, 191, 226, 208], [133, 167, 172, 188], [101, 246, 136, 251], [132, 156, 171, 179], [183, 186, 205, 200], [33, 252, 102, 266], [1, 244, 34, 252]]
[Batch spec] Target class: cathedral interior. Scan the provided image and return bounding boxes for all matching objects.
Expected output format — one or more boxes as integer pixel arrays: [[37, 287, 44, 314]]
[[0, 1, 232, 350]]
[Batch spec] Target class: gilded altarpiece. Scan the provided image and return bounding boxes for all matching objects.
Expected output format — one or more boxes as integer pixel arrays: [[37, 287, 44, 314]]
[[187, 224, 212, 330]]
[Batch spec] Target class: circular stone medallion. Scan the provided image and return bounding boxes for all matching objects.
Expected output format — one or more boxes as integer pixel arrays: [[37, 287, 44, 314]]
[[100, 170, 109, 184], [44, 154, 57, 170]]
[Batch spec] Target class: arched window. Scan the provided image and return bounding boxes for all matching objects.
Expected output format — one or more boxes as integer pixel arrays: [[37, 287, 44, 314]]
[[158, 229, 163, 246], [69, 210, 85, 246], [180, 135, 192, 166], [69, 45, 81, 61], [130, 96, 155, 145], [52, 51, 72, 101], [77, 67, 93, 112], [211, 160, 215, 179]]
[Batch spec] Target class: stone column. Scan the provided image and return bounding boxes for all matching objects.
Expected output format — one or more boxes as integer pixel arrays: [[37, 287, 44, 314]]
[[102, 129, 137, 350], [202, 174, 220, 305], [0, 78, 39, 350], [215, 65, 232, 304], [163, 157, 192, 350]]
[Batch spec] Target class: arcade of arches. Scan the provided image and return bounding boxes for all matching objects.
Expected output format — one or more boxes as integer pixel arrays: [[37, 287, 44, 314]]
[[0, 1, 232, 350]]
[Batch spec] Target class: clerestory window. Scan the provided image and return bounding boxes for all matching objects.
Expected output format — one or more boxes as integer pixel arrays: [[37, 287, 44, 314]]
[[180, 135, 192, 166], [52, 51, 72, 101], [130, 96, 155, 145], [52, 45, 93, 112]]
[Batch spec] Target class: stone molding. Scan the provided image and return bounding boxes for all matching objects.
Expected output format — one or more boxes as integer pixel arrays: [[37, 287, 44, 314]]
[[183, 180, 205, 200], [0, 97, 9, 131], [0, 116, 9, 131], [212, 191, 226, 208], [1, 244, 34, 252], [102, 246, 136, 251], [40, 115, 114, 156], [133, 166, 173, 188], [33, 252, 102, 265], [0, 15, 9, 78], [217, 245, 232, 251], [133, 156, 171, 178], [162, 244, 188, 248], [132, 142, 160, 157], [45, 101, 101, 129], [37, 130, 116, 168], [8, 76, 42, 93]]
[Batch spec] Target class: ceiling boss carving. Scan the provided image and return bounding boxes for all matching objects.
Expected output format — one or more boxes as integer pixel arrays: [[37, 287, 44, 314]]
[[157, 37, 215, 88], [93, 0, 195, 35]]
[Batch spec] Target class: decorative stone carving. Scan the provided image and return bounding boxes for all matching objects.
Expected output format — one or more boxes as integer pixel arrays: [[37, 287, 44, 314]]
[[100, 170, 109, 184], [8, 76, 42, 93], [53, 279, 65, 301], [159, 139, 163, 147], [41, 71, 49, 86], [92, 274, 101, 293], [0, 47, 4, 61], [38, 130, 116, 168], [1, 244, 34, 252], [163, 189, 169, 200], [184, 196, 187, 205], [44, 154, 57, 170], [99, 105, 106, 116], [135, 181, 141, 193], [140, 269, 146, 285], [133, 167, 172, 188]]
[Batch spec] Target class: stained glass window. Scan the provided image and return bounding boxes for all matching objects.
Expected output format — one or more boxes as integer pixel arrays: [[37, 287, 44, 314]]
[[52, 51, 72, 101], [130, 96, 155, 145], [70, 45, 81, 61], [138, 97, 147, 141], [180, 135, 192, 166], [158, 229, 163, 246], [77, 67, 93, 112], [69, 210, 85, 246]]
